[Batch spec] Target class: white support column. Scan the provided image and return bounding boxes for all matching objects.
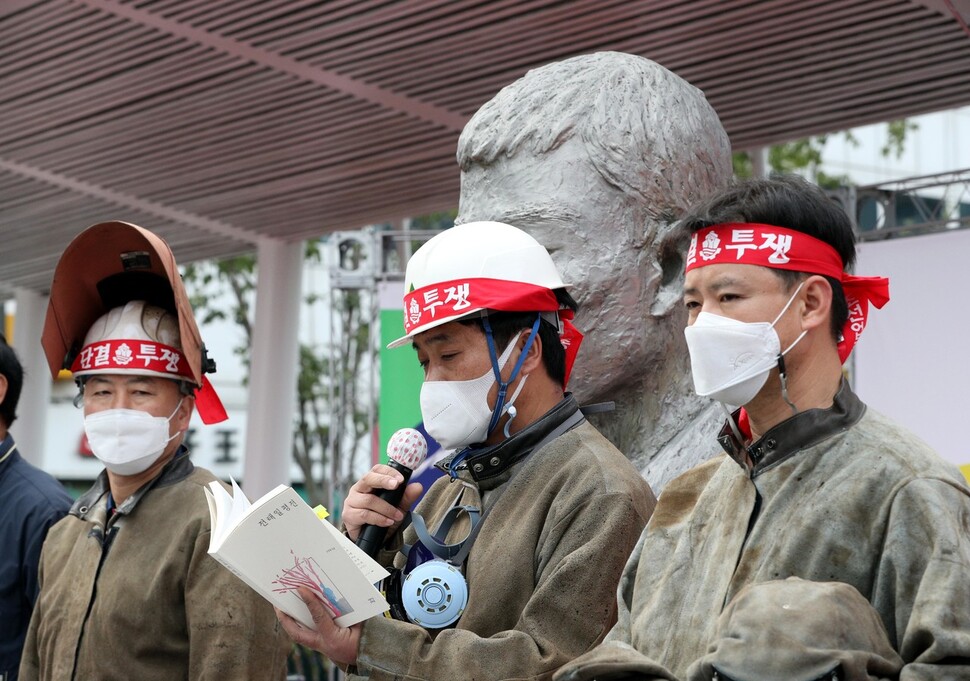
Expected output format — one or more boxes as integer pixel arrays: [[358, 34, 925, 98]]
[[11, 288, 51, 467], [242, 238, 303, 499], [751, 146, 769, 178]]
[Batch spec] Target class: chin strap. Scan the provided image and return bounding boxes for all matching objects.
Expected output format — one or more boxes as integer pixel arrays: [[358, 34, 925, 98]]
[[501, 375, 529, 438], [447, 314, 542, 479], [482, 314, 540, 437]]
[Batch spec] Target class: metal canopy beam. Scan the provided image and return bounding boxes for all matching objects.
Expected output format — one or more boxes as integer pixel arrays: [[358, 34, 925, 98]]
[[0, 0, 968, 296], [79, 0, 469, 132]]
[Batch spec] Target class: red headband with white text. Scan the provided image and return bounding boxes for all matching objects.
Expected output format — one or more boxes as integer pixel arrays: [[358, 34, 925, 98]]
[[404, 277, 584, 386], [70, 338, 228, 424], [685, 223, 890, 362]]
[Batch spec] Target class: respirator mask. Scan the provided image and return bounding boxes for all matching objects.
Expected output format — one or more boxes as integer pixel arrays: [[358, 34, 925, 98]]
[[383, 501, 483, 629]]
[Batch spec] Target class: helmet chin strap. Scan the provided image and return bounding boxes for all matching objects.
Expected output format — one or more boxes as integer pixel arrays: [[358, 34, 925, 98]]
[[502, 375, 529, 438], [445, 317, 540, 481], [483, 314, 541, 438]]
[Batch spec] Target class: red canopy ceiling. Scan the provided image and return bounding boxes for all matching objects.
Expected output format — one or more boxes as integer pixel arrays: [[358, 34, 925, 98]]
[[1, 0, 969, 294]]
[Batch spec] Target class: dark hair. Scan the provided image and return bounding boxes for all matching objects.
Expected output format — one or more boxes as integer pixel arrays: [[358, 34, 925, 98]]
[[460, 289, 578, 387], [680, 174, 857, 341], [0, 334, 24, 427]]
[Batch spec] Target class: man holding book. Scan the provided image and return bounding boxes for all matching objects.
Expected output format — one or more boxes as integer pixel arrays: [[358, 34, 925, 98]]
[[20, 222, 290, 681], [277, 221, 656, 680]]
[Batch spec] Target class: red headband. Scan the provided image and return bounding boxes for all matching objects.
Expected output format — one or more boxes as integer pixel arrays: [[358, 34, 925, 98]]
[[404, 278, 560, 333], [686, 223, 890, 362], [403, 277, 584, 386], [72, 339, 193, 377], [71, 338, 228, 424]]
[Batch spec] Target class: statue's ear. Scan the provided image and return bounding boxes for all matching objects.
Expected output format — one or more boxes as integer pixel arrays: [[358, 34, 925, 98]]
[[649, 223, 689, 318]]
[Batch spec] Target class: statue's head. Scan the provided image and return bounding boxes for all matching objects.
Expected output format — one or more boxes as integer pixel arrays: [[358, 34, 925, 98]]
[[457, 51, 731, 400]]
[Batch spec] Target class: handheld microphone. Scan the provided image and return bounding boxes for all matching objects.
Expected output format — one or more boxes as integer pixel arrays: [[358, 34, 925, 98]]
[[356, 428, 428, 558]]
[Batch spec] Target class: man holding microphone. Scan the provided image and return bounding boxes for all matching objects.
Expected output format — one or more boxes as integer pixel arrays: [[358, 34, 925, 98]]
[[277, 221, 655, 680]]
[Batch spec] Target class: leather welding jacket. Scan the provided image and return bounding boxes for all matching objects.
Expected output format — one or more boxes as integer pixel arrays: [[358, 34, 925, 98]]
[[555, 382, 970, 681], [19, 449, 291, 681], [352, 395, 656, 681]]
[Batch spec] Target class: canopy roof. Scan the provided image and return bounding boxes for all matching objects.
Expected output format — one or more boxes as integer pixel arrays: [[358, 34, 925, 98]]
[[2, 0, 969, 296]]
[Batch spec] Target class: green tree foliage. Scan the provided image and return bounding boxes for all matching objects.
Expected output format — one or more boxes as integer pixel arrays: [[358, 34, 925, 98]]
[[408, 209, 457, 231], [882, 119, 919, 160], [733, 134, 856, 189], [182, 239, 372, 514], [183, 255, 256, 375], [732, 119, 915, 189]]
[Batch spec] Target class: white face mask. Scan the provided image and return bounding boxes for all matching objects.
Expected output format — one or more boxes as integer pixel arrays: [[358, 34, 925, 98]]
[[420, 333, 527, 450], [684, 283, 807, 407], [84, 399, 183, 476]]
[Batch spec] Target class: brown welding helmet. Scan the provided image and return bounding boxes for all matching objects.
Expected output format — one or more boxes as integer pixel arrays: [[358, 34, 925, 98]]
[[41, 221, 227, 423]]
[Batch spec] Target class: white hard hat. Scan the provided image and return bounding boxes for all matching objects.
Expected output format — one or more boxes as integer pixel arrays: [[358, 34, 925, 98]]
[[388, 221, 567, 348], [71, 300, 193, 382]]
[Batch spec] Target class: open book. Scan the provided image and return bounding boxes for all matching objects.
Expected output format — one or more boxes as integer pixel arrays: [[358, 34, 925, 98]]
[[204, 480, 390, 628]]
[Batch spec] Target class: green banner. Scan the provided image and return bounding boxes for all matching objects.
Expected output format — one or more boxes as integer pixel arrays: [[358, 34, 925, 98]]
[[378, 295, 424, 464]]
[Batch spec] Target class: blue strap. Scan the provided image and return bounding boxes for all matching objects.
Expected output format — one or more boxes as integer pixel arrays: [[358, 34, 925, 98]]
[[410, 504, 482, 563], [484, 315, 540, 436], [448, 315, 541, 479]]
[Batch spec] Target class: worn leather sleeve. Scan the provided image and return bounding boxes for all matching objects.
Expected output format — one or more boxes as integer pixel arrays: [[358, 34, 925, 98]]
[[184, 529, 292, 681], [16, 546, 44, 681], [875, 477, 970, 680], [554, 526, 678, 681], [354, 492, 650, 681]]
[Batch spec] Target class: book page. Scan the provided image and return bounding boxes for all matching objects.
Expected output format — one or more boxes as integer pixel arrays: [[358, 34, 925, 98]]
[[319, 519, 389, 583], [206, 483, 389, 628], [205, 483, 234, 550], [224, 478, 252, 529]]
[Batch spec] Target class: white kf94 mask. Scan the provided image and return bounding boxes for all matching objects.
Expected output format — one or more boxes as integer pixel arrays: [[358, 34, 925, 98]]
[[84, 398, 183, 476], [419, 333, 527, 450], [684, 283, 806, 407]]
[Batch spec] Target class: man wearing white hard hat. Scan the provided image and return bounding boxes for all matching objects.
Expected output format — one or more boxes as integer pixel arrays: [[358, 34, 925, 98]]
[[278, 221, 655, 680], [20, 222, 290, 681]]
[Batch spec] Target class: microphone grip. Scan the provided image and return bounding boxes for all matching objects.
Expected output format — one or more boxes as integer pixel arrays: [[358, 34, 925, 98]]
[[356, 459, 414, 558]]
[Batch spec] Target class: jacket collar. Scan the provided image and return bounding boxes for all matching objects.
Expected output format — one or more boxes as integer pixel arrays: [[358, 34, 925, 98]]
[[71, 446, 196, 519], [717, 379, 866, 476], [438, 394, 582, 491], [0, 433, 16, 474]]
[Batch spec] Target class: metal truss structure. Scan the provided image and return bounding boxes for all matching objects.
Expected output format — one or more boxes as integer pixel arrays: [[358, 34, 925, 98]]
[[828, 168, 970, 241], [325, 227, 441, 470]]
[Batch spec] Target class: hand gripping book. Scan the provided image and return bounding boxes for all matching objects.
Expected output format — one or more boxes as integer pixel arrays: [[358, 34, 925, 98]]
[[204, 480, 389, 628]]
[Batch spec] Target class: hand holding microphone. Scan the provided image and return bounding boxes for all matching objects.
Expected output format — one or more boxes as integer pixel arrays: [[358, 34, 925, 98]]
[[346, 428, 427, 558]]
